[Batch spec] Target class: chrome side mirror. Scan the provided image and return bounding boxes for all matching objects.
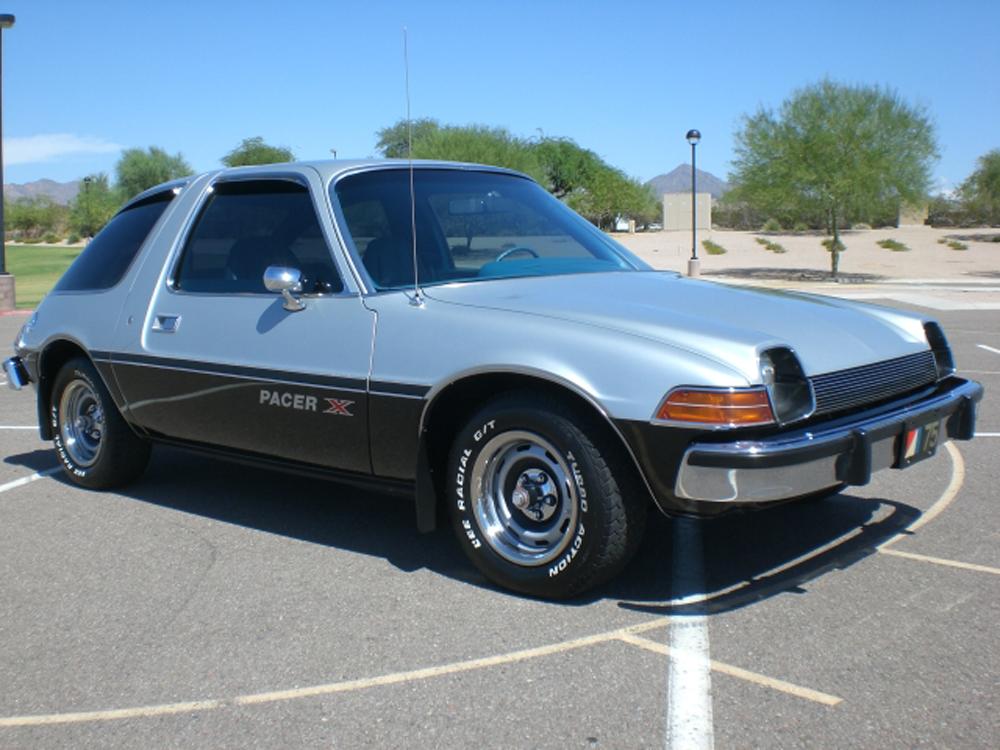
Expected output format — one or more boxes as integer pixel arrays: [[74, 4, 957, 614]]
[[263, 266, 306, 312]]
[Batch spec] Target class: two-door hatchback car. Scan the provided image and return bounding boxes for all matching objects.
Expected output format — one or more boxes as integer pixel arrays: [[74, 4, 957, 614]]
[[4, 160, 984, 597]]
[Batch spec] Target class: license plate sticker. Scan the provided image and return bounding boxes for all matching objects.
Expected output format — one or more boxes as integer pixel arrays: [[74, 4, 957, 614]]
[[897, 420, 941, 468]]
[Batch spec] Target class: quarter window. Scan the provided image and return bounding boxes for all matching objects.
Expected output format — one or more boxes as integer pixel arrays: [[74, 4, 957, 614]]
[[54, 191, 174, 292], [174, 180, 343, 294]]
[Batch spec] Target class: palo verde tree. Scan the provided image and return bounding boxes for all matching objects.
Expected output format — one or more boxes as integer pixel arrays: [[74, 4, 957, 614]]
[[222, 136, 295, 167], [729, 80, 938, 276], [116, 146, 193, 201], [959, 149, 1000, 225]]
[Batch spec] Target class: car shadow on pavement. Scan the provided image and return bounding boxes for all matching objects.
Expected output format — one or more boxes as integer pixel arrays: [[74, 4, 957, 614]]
[[611, 492, 918, 615], [4, 446, 920, 609], [4, 448, 59, 473]]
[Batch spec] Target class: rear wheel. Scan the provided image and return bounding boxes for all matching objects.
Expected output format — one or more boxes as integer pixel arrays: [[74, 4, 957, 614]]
[[51, 357, 150, 489], [447, 393, 646, 598]]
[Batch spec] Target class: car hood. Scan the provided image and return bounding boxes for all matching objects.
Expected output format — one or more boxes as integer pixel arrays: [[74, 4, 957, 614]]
[[425, 271, 930, 382]]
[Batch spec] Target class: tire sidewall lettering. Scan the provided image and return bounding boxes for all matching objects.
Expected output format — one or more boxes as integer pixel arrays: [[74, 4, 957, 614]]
[[451, 416, 592, 578], [52, 368, 98, 479]]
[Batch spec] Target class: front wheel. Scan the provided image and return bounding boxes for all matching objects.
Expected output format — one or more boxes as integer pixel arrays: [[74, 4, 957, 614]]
[[447, 393, 646, 598], [51, 357, 150, 489]]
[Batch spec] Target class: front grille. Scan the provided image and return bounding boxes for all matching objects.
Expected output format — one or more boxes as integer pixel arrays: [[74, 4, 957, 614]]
[[810, 350, 937, 416]]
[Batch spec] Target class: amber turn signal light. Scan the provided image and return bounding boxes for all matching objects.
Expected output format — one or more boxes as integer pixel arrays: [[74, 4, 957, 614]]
[[655, 387, 775, 426]]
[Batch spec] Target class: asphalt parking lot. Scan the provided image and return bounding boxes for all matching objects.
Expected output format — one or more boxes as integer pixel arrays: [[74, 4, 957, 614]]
[[0, 301, 997, 749]]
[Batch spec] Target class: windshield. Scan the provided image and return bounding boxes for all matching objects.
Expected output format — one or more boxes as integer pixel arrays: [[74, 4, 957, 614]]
[[332, 168, 644, 290]]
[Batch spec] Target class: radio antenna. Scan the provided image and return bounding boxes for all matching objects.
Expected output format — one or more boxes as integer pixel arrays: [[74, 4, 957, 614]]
[[403, 27, 423, 307]]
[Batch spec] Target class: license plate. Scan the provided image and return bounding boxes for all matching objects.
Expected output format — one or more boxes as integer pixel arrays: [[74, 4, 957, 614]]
[[896, 419, 941, 468]]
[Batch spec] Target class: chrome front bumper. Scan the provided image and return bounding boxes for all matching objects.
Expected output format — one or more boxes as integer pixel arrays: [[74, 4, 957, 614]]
[[3, 356, 30, 390], [674, 378, 983, 503]]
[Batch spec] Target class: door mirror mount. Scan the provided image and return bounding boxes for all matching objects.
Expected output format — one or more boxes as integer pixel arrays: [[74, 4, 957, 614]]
[[263, 266, 306, 312]]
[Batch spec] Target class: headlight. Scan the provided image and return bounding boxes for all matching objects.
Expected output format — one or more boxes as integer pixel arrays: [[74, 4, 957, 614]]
[[14, 311, 38, 351], [759, 347, 814, 424], [655, 387, 775, 427], [923, 322, 955, 379]]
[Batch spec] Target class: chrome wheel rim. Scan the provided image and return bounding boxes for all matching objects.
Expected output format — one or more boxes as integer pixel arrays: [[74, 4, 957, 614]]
[[469, 430, 579, 567], [58, 379, 104, 467]]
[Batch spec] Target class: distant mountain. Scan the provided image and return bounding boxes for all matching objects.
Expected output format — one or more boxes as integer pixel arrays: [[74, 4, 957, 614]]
[[4, 179, 80, 205], [646, 164, 729, 199]]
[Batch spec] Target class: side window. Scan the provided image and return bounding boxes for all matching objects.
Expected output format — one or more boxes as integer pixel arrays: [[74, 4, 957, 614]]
[[54, 191, 174, 292], [174, 180, 343, 294]]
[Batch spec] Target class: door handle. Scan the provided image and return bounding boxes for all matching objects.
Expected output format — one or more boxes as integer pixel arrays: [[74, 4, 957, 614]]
[[152, 314, 181, 333]]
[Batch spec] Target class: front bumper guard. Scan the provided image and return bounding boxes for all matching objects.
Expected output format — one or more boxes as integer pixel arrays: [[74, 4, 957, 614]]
[[3, 356, 30, 390], [675, 378, 983, 503]]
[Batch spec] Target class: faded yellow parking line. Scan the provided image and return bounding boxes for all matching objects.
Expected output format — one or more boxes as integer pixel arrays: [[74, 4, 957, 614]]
[[880, 548, 1000, 576], [0, 620, 665, 728], [879, 442, 965, 548], [615, 632, 842, 707]]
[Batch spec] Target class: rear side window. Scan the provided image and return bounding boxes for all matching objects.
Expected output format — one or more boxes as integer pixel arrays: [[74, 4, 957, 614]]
[[54, 192, 174, 292], [174, 180, 343, 294]]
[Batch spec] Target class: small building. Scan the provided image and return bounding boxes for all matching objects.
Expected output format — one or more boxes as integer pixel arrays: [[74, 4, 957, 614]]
[[663, 192, 712, 231]]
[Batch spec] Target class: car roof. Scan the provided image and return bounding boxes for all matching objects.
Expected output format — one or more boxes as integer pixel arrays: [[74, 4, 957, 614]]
[[121, 159, 530, 211]]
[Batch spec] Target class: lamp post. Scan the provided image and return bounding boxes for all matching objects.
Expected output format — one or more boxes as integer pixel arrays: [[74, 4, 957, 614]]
[[330, 148, 337, 159], [0, 14, 14, 311], [686, 128, 701, 278]]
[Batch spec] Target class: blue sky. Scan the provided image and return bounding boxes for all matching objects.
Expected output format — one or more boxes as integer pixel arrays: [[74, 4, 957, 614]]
[[2, 0, 997, 192]]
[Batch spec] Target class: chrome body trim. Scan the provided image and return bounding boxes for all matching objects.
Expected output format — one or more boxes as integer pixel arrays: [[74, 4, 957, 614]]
[[674, 379, 983, 503], [3, 356, 30, 390]]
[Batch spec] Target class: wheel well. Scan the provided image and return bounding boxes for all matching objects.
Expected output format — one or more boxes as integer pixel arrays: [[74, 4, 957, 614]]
[[417, 372, 654, 530], [36, 340, 91, 440]]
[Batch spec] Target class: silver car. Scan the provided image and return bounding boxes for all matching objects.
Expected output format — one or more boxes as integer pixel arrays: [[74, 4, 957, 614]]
[[4, 160, 984, 598]]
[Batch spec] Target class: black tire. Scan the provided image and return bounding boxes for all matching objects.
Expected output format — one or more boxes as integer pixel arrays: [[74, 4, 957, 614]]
[[50, 357, 150, 489], [446, 392, 646, 598]]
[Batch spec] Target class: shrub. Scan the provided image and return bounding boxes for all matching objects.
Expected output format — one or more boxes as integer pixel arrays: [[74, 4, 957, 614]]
[[947, 240, 968, 251], [852, 222, 872, 230], [43, 232, 60, 244], [822, 238, 846, 253], [937, 237, 948, 244], [762, 218, 783, 232], [702, 239, 726, 255], [792, 222, 808, 232], [754, 236, 787, 253], [877, 238, 909, 251], [992, 235, 1000, 242], [67, 233, 80, 245]]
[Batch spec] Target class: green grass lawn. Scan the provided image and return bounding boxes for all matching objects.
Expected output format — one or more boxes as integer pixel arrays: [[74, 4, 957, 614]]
[[5, 244, 82, 309]]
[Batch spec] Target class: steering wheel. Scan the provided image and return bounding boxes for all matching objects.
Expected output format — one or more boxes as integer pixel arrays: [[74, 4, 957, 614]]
[[495, 246, 540, 262]]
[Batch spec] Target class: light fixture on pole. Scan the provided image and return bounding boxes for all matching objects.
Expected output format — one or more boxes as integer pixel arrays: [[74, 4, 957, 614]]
[[0, 13, 15, 311], [686, 128, 701, 278], [330, 148, 337, 159]]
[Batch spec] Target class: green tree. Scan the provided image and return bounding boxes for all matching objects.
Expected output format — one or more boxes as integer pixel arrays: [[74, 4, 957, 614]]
[[4, 195, 68, 240], [70, 173, 120, 237], [116, 146, 193, 200], [534, 138, 603, 198], [958, 149, 1000, 225], [729, 80, 938, 275], [413, 124, 545, 182], [375, 118, 441, 158], [221, 136, 295, 167]]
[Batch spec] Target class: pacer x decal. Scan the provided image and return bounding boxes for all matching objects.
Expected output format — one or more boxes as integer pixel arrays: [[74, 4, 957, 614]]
[[324, 398, 355, 416], [259, 389, 355, 417]]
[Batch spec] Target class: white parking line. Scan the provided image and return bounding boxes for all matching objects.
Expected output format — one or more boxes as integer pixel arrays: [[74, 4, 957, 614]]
[[975, 432, 1000, 437], [0, 467, 60, 495], [0, 426, 36, 430], [665, 518, 714, 750], [977, 344, 1000, 355]]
